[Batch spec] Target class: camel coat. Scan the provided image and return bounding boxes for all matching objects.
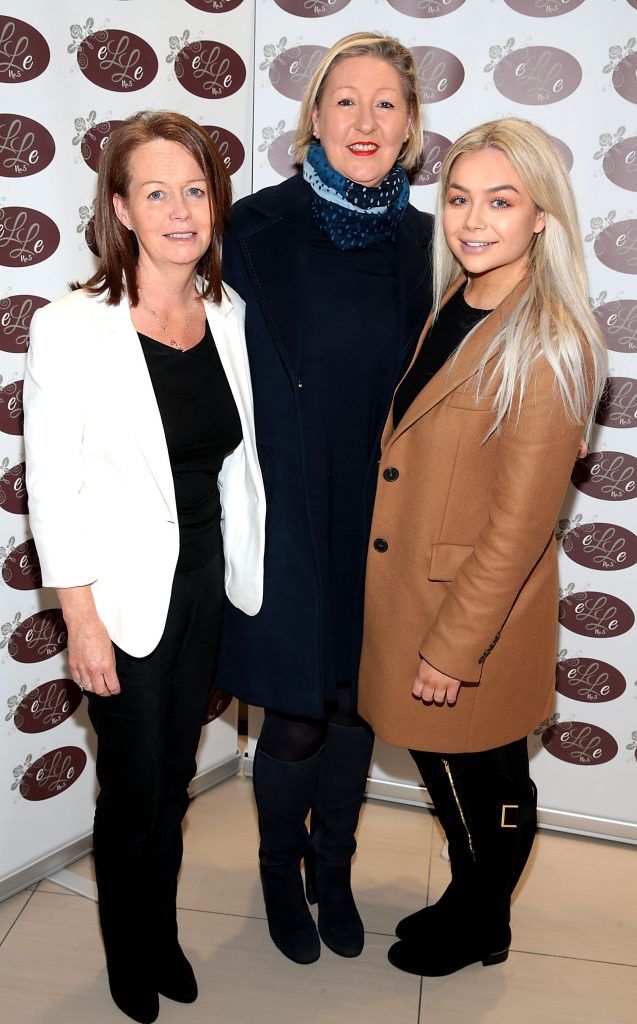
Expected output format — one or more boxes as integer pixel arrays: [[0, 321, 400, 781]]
[[358, 278, 583, 753]]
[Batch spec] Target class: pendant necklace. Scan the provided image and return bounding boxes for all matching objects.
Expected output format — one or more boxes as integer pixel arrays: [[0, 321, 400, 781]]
[[138, 290, 197, 352]]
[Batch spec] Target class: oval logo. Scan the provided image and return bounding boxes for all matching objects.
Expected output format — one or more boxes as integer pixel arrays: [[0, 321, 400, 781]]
[[81, 119, 122, 172], [268, 45, 327, 101], [2, 538, 42, 590], [0, 377, 23, 435], [556, 656, 626, 703], [203, 125, 245, 175], [0, 114, 54, 177], [267, 129, 298, 179], [13, 679, 81, 733], [493, 47, 582, 105], [571, 450, 637, 501], [175, 40, 246, 99], [411, 46, 465, 103], [0, 207, 60, 267], [594, 219, 637, 274], [0, 17, 50, 83], [596, 377, 637, 428], [77, 29, 158, 93], [413, 130, 452, 186], [550, 134, 574, 171], [387, 0, 466, 15], [203, 687, 233, 725], [274, 0, 352, 15], [504, 0, 585, 13], [612, 52, 637, 105], [594, 298, 637, 353], [0, 294, 48, 354], [559, 589, 634, 638], [9, 609, 68, 663], [19, 745, 87, 801], [541, 721, 618, 765], [562, 521, 637, 571], [603, 135, 637, 192], [185, 0, 246, 9], [0, 460, 27, 514]]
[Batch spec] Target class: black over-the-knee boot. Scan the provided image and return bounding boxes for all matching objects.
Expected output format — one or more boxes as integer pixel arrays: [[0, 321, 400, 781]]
[[304, 720, 374, 957], [253, 746, 322, 964], [389, 748, 537, 976]]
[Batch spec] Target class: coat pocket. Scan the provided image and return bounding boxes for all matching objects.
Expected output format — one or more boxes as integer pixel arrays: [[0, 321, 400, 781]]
[[428, 543, 474, 582]]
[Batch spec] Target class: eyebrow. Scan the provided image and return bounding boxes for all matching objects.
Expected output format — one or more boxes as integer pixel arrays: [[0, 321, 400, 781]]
[[139, 178, 206, 186], [332, 84, 400, 93], [448, 182, 521, 195]]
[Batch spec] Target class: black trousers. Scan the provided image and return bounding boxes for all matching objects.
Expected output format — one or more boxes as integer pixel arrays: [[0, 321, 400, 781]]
[[87, 551, 225, 971]]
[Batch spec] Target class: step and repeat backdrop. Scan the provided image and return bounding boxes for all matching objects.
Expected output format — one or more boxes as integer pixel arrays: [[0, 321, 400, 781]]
[[0, 0, 256, 899], [1, 0, 636, 900], [249, 0, 637, 842]]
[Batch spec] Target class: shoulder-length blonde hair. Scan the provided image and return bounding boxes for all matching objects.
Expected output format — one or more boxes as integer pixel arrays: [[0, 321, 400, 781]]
[[294, 32, 423, 173], [433, 117, 607, 437]]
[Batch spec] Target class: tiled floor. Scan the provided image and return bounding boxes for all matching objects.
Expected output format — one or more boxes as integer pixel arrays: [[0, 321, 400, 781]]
[[1, 770, 635, 1024]]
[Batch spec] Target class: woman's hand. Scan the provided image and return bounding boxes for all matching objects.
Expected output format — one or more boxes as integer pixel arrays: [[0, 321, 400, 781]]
[[57, 586, 120, 697], [412, 658, 461, 707]]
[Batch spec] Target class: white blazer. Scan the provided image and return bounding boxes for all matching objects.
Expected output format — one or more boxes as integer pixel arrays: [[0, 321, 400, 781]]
[[23, 284, 266, 657]]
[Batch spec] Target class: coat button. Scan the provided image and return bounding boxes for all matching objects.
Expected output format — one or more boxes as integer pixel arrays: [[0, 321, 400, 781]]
[[373, 538, 389, 553], [383, 467, 399, 482]]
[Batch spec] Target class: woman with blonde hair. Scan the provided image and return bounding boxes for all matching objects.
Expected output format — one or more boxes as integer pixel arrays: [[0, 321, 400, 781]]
[[359, 117, 606, 977], [218, 32, 433, 963]]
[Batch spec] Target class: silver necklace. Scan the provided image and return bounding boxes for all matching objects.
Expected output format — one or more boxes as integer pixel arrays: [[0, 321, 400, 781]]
[[138, 290, 197, 352]]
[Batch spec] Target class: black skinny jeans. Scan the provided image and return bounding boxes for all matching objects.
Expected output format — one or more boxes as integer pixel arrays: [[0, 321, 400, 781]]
[[87, 551, 224, 968]]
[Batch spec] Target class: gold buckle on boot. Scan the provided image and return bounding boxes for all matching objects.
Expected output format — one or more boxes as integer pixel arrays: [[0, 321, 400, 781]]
[[501, 804, 518, 828]]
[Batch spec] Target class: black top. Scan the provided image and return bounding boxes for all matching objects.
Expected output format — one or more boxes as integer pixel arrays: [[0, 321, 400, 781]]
[[138, 320, 242, 573], [393, 283, 493, 428], [303, 219, 402, 685]]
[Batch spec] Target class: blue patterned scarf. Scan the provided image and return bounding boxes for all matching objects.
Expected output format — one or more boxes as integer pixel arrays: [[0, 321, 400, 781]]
[[303, 143, 410, 251]]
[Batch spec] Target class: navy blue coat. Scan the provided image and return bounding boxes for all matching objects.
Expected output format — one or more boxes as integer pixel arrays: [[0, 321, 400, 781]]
[[216, 174, 434, 716]]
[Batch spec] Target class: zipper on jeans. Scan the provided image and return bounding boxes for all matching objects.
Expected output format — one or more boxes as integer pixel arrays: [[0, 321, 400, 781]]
[[442, 758, 476, 861]]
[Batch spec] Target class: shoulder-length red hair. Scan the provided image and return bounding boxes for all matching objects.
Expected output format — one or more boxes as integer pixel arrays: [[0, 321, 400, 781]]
[[80, 110, 232, 306]]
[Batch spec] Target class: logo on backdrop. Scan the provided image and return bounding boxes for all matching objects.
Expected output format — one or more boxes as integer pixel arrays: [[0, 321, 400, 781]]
[[7, 679, 81, 733], [488, 41, 582, 104], [604, 41, 637, 105], [413, 131, 452, 186], [0, 207, 60, 267], [503, 0, 585, 14], [387, 0, 466, 16], [571, 450, 637, 501], [596, 129, 637, 192], [1, 537, 42, 591], [4, 609, 68, 663], [592, 294, 637, 353], [71, 21, 158, 92], [170, 33, 246, 98], [186, 0, 246, 10], [560, 519, 637, 571], [13, 746, 87, 801], [203, 687, 233, 724], [555, 652, 627, 704], [558, 584, 635, 638], [262, 41, 327, 101], [0, 377, 23, 435], [259, 121, 297, 179], [0, 294, 48, 353], [550, 134, 573, 171], [0, 17, 50, 83], [541, 720, 618, 765], [73, 114, 122, 173], [0, 115, 54, 177], [274, 0, 352, 16], [411, 46, 465, 103], [203, 126, 245, 174], [587, 213, 637, 274], [0, 458, 27, 514], [596, 378, 637, 428]]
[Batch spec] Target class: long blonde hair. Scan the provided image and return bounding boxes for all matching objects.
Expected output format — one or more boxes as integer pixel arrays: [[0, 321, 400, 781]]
[[293, 32, 423, 173], [433, 118, 607, 437]]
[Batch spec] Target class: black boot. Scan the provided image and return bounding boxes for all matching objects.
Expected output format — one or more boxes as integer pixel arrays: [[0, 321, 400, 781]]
[[253, 747, 322, 964], [305, 720, 373, 957], [389, 754, 537, 976]]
